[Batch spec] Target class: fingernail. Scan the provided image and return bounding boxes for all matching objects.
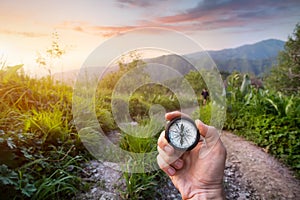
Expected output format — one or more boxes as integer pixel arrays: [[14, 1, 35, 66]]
[[174, 159, 183, 169], [167, 167, 175, 176]]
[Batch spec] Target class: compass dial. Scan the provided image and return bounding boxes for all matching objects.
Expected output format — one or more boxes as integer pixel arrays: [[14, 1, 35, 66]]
[[165, 117, 200, 151]]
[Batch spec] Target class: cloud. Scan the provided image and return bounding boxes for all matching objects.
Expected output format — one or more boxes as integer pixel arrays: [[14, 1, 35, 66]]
[[154, 0, 300, 30], [116, 0, 166, 8], [57, 21, 137, 37], [57, 0, 300, 37], [57, 21, 191, 40], [0, 29, 47, 37]]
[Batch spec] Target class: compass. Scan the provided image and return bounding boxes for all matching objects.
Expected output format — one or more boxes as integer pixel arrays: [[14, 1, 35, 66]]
[[165, 116, 200, 151]]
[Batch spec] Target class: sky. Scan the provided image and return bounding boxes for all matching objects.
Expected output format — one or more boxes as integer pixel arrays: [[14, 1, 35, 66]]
[[0, 0, 299, 76]]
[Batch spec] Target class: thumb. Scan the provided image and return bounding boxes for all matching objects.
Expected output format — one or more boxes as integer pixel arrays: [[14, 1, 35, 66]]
[[195, 119, 221, 148], [195, 119, 220, 143], [195, 119, 208, 137]]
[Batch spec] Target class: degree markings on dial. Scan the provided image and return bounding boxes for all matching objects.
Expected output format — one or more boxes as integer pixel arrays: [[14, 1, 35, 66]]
[[168, 119, 198, 149]]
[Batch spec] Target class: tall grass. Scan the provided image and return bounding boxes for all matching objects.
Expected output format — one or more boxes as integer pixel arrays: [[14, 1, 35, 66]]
[[119, 118, 165, 199], [23, 108, 70, 145], [31, 153, 85, 200], [0, 65, 88, 199]]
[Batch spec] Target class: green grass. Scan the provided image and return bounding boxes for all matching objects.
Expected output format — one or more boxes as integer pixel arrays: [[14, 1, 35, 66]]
[[119, 118, 165, 199], [0, 65, 87, 199], [2, 61, 299, 200]]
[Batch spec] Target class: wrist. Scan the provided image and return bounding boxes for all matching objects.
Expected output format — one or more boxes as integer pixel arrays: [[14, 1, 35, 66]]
[[186, 188, 225, 200]]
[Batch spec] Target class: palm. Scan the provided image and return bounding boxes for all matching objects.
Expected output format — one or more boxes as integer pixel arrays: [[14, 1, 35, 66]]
[[170, 139, 226, 199]]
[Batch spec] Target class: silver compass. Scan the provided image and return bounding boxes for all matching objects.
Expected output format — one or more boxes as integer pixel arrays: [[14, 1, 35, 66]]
[[165, 117, 200, 151]]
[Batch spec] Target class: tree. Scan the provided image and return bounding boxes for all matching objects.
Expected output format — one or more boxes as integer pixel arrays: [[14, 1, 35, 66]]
[[266, 23, 300, 95], [184, 70, 206, 95], [98, 51, 149, 92]]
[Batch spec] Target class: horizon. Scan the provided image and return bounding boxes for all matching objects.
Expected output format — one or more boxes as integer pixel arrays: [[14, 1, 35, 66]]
[[1, 37, 287, 80], [0, 0, 299, 77]]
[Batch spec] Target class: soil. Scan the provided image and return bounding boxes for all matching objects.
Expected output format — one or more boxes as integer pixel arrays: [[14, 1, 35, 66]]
[[74, 131, 300, 200], [221, 131, 300, 200]]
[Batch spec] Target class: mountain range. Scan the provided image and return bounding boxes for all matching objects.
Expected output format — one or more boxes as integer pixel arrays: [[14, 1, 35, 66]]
[[54, 39, 285, 84], [187, 39, 285, 75]]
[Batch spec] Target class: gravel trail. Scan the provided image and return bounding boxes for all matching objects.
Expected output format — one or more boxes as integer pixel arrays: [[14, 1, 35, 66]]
[[74, 131, 300, 199]]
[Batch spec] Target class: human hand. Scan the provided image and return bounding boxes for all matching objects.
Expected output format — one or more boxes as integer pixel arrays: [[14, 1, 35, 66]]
[[157, 111, 226, 200]]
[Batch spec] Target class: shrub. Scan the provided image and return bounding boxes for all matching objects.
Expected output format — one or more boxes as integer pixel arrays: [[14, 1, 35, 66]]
[[193, 102, 212, 125], [225, 73, 300, 177], [129, 96, 150, 120], [151, 94, 180, 112]]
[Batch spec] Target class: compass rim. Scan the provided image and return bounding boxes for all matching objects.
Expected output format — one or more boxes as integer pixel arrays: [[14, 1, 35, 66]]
[[165, 116, 200, 151]]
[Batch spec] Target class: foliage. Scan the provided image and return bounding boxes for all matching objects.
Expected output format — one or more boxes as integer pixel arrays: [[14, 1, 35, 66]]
[[23, 108, 70, 146], [129, 95, 151, 121], [0, 65, 88, 199], [119, 119, 165, 199], [193, 102, 212, 125], [121, 171, 160, 200], [184, 70, 206, 97], [95, 107, 116, 133], [225, 23, 300, 174], [3, 28, 299, 199], [0, 164, 36, 198], [98, 54, 146, 92], [31, 153, 84, 200], [151, 93, 180, 112], [225, 71, 300, 177], [265, 23, 300, 95]]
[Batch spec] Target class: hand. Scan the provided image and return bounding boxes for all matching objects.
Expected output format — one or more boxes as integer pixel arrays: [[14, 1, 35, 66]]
[[157, 111, 226, 200]]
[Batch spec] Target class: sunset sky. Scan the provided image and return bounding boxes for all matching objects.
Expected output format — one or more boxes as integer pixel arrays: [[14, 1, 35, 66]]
[[0, 0, 299, 76]]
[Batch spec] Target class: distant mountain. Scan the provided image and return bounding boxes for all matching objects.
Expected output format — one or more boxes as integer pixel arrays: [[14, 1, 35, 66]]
[[54, 39, 286, 85], [188, 39, 285, 75], [208, 39, 285, 60], [53, 66, 106, 86]]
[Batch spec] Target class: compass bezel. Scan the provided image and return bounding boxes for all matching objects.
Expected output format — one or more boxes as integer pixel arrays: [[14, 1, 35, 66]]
[[165, 116, 200, 151]]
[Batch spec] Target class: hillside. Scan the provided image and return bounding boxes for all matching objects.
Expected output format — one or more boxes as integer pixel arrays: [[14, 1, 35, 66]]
[[146, 39, 285, 76], [54, 39, 285, 84], [188, 39, 285, 75], [208, 39, 285, 60]]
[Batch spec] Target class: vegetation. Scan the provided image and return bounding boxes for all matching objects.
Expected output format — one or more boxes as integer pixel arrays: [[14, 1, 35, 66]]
[[119, 119, 164, 199], [224, 23, 300, 177], [0, 65, 88, 199], [265, 23, 300, 95], [0, 23, 299, 199], [224, 73, 300, 176]]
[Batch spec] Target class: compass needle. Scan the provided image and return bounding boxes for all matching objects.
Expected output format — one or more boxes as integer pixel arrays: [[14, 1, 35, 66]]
[[165, 117, 200, 151]]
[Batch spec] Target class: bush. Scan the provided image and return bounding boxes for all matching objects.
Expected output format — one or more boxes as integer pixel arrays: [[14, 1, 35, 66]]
[[151, 94, 180, 112], [193, 102, 212, 125], [129, 96, 150, 120], [225, 73, 300, 177]]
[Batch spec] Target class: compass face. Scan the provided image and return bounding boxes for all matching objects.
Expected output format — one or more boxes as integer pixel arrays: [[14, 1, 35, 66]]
[[165, 117, 200, 151]]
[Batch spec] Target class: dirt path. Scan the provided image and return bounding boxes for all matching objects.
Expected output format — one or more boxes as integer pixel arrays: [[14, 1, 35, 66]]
[[75, 131, 300, 199], [221, 131, 300, 199]]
